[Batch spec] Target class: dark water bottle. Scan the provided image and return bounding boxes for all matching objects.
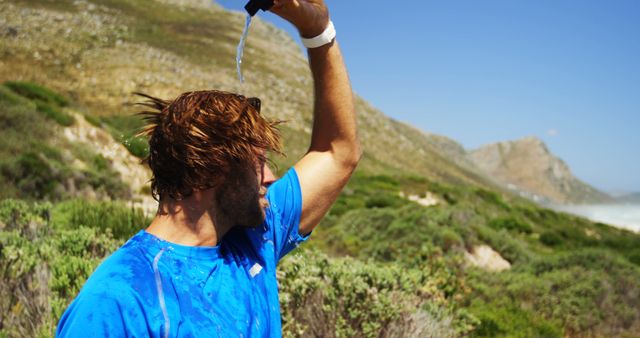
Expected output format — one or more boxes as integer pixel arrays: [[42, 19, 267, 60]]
[[244, 0, 274, 16]]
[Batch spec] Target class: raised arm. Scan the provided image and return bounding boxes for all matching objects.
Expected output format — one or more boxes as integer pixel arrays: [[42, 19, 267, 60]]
[[271, 0, 362, 235]]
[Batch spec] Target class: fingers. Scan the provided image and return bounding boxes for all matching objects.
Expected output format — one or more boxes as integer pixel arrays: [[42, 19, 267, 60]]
[[270, 0, 329, 36], [272, 0, 296, 10], [270, 0, 300, 21]]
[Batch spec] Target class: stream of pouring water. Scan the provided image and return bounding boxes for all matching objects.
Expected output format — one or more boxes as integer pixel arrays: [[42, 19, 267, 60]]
[[236, 14, 252, 83]]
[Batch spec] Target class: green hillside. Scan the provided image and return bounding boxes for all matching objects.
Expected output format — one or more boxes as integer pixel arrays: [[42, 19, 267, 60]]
[[0, 0, 498, 189], [1, 84, 640, 337], [1, 1, 640, 337]]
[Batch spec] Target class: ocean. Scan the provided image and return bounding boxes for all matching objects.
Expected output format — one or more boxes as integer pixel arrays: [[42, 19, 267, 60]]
[[551, 204, 640, 233]]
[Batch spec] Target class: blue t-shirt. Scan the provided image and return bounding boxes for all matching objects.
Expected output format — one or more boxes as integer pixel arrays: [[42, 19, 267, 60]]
[[56, 168, 308, 337]]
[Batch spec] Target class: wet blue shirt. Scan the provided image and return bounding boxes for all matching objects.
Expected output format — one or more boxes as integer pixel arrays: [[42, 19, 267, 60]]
[[56, 169, 308, 337]]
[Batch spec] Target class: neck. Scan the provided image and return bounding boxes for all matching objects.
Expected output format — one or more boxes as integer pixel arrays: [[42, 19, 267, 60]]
[[145, 190, 231, 247]]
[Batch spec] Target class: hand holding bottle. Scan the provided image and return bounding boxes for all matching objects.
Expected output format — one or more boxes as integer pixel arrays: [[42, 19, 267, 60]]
[[270, 0, 330, 38]]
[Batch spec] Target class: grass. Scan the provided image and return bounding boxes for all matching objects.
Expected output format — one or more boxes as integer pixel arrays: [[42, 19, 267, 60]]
[[4, 81, 69, 107], [96, 0, 240, 67], [3, 81, 74, 126]]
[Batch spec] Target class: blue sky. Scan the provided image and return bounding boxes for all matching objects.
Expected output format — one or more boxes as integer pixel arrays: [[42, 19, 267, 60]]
[[217, 0, 640, 193]]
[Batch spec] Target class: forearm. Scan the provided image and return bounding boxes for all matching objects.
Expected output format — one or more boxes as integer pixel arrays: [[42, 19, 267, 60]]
[[271, 0, 361, 233], [307, 40, 361, 166]]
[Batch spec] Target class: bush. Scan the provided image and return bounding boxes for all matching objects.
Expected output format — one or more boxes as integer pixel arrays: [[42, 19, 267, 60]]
[[540, 231, 563, 247], [2, 81, 74, 126], [476, 226, 531, 265], [0, 85, 34, 107], [474, 189, 510, 210], [469, 301, 562, 338], [0, 151, 63, 200], [365, 194, 404, 209], [33, 99, 75, 126], [4, 81, 69, 107], [0, 199, 122, 337], [627, 249, 640, 266], [52, 199, 149, 240], [100, 115, 149, 158], [436, 229, 463, 252], [279, 250, 474, 338], [122, 135, 149, 158], [488, 217, 532, 234]]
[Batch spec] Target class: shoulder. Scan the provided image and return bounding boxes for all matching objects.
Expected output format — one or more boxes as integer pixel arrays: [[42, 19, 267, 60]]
[[56, 242, 160, 337], [83, 241, 156, 294]]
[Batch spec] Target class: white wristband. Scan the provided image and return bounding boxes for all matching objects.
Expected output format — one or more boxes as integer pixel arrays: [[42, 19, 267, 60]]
[[301, 21, 336, 49]]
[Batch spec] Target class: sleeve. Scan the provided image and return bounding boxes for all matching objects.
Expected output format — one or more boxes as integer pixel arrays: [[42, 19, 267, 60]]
[[56, 291, 150, 338], [264, 168, 310, 262], [56, 293, 126, 337]]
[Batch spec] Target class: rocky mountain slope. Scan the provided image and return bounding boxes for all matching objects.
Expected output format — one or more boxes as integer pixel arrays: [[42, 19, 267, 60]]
[[0, 0, 611, 206], [469, 136, 613, 204], [0, 0, 498, 191]]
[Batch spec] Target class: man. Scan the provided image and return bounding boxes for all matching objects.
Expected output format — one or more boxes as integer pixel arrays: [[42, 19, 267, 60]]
[[56, 0, 360, 336]]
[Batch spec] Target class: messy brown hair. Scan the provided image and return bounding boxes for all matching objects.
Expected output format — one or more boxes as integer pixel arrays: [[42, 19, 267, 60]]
[[135, 90, 282, 201]]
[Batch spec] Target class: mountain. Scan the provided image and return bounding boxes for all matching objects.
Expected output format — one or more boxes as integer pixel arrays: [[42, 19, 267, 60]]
[[0, 0, 610, 206], [4, 2, 640, 338], [617, 192, 640, 204], [0, 0, 499, 192], [469, 136, 612, 204]]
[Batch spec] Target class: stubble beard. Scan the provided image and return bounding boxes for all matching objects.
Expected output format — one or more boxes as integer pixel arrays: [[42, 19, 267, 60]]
[[216, 179, 268, 229]]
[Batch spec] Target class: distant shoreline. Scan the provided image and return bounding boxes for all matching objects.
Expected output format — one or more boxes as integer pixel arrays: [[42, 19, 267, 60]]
[[549, 204, 640, 233]]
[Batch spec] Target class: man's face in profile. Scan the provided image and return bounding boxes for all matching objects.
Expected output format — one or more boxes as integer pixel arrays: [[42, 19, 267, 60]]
[[216, 160, 277, 228]]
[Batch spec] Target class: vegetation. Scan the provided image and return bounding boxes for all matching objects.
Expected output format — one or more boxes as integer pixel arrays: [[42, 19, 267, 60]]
[[0, 199, 121, 337], [0, 82, 130, 201], [100, 114, 150, 158], [304, 173, 640, 337], [3, 164, 639, 337], [4, 81, 74, 126], [2, 2, 639, 337]]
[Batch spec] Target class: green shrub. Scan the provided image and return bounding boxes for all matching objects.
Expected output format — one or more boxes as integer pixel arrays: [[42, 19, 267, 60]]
[[92, 154, 109, 172], [0, 200, 121, 337], [365, 193, 404, 209], [0, 85, 34, 107], [100, 115, 149, 158], [33, 99, 75, 126], [436, 229, 463, 252], [474, 189, 510, 210], [469, 301, 562, 338], [82, 113, 102, 127], [476, 226, 531, 264], [627, 249, 640, 266], [2, 81, 74, 126], [122, 135, 149, 158], [4, 81, 69, 107], [540, 231, 563, 247], [279, 250, 474, 338], [52, 199, 149, 240], [488, 217, 532, 234], [0, 151, 62, 200]]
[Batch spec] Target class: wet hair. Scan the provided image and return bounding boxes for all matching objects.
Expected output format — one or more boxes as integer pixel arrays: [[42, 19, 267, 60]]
[[135, 90, 282, 201]]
